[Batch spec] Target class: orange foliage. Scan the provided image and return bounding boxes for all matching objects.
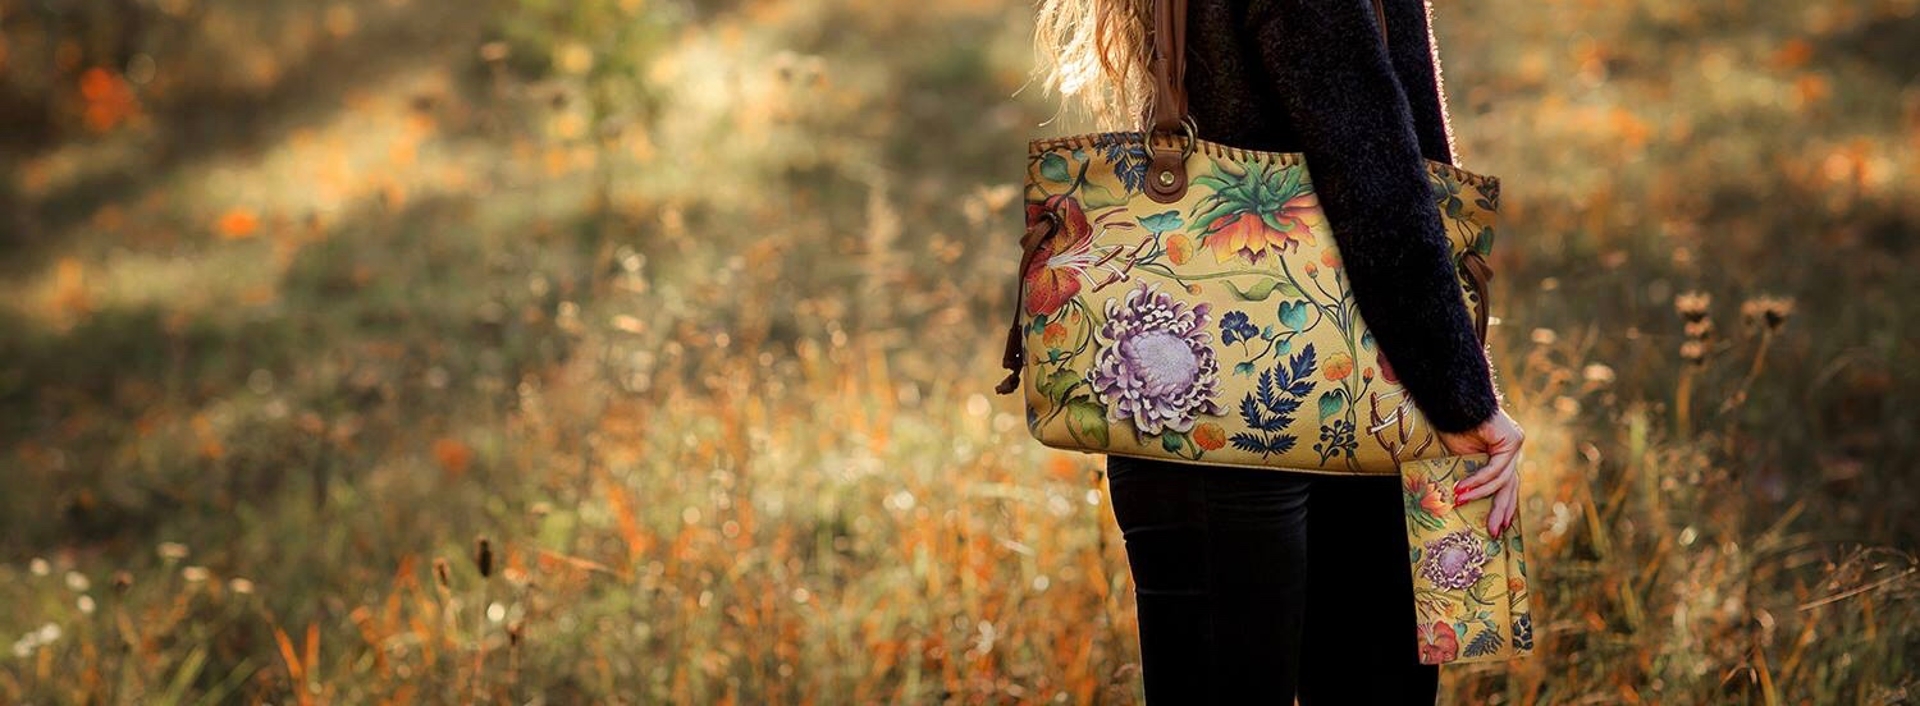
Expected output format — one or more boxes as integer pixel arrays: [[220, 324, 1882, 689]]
[[216, 209, 261, 240], [1771, 39, 1813, 70], [432, 437, 473, 477], [78, 68, 140, 133]]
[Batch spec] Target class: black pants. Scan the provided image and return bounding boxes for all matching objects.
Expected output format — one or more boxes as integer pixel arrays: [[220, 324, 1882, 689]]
[[1104, 454, 1439, 705]]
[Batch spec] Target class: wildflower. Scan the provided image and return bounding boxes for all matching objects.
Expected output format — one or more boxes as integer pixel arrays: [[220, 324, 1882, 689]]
[[1683, 318, 1713, 340], [65, 571, 90, 592], [1741, 295, 1795, 332], [1582, 363, 1616, 384], [181, 566, 210, 583], [1679, 340, 1709, 367], [1674, 290, 1711, 322], [29, 558, 49, 577], [158, 542, 190, 561]]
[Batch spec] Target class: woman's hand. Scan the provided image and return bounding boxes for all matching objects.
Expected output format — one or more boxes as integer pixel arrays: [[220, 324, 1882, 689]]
[[1435, 408, 1526, 538]]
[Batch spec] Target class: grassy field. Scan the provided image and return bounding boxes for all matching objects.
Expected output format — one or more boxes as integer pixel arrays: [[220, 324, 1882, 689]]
[[2, 0, 1917, 702]]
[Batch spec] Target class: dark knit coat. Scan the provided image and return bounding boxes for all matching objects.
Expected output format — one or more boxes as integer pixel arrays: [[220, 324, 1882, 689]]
[[1179, 0, 1500, 433]]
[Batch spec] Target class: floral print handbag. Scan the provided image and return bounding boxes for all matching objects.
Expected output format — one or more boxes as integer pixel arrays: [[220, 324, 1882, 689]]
[[1400, 453, 1535, 664], [993, 0, 1500, 475]]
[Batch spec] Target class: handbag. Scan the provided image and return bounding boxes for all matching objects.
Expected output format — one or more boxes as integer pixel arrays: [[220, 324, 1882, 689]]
[[995, 0, 1502, 475], [1398, 453, 1535, 664]]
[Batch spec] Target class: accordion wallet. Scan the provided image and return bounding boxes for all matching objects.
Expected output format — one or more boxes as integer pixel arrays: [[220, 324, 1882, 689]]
[[1399, 453, 1535, 665]]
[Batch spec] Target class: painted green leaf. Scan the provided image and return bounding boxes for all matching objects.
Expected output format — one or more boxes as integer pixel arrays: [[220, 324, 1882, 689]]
[[1040, 369, 1080, 401], [1226, 278, 1304, 302], [1040, 152, 1072, 183], [1081, 180, 1129, 209], [1189, 201, 1242, 232], [1471, 571, 1501, 599], [1161, 433, 1184, 453], [1260, 210, 1296, 235], [1192, 174, 1232, 192], [1066, 400, 1110, 448], [1317, 390, 1344, 420], [1233, 362, 1257, 377]]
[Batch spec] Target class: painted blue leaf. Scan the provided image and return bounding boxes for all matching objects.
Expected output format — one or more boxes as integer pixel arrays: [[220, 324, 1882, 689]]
[[1278, 300, 1309, 331], [1289, 343, 1318, 383], [1139, 210, 1184, 233], [1463, 628, 1504, 658]]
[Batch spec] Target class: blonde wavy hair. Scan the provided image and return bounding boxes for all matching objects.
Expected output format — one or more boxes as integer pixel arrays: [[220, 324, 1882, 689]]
[[1028, 0, 1157, 132]]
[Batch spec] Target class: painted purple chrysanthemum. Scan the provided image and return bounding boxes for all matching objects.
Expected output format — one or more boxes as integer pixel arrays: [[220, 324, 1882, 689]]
[[1419, 529, 1488, 591], [1086, 281, 1224, 435]]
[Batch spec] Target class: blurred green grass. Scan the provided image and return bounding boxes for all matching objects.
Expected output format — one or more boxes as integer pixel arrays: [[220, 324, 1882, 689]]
[[1, 0, 1917, 702]]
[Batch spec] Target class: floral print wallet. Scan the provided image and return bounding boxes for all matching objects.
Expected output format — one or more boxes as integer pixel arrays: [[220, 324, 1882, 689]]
[[1400, 453, 1536, 665]]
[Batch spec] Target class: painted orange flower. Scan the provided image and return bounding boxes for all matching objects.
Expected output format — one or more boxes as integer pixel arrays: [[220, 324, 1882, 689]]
[[1323, 351, 1354, 381], [1192, 422, 1227, 450], [1023, 194, 1124, 317], [1189, 161, 1325, 266], [1418, 621, 1460, 663], [1041, 322, 1069, 347], [1421, 481, 1453, 516], [1320, 247, 1341, 269], [1165, 233, 1194, 265], [1403, 474, 1452, 518]]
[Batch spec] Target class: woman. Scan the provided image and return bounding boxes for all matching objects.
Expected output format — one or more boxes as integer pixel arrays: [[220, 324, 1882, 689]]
[[1029, 0, 1528, 702]]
